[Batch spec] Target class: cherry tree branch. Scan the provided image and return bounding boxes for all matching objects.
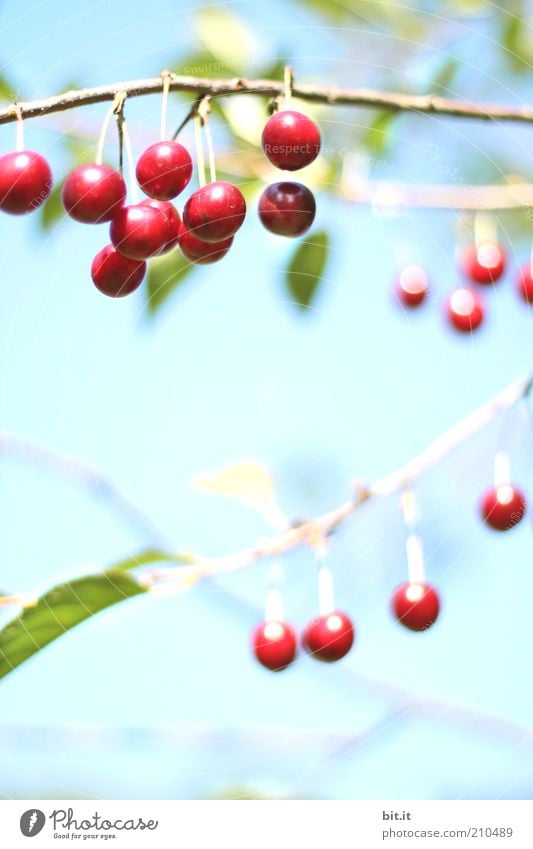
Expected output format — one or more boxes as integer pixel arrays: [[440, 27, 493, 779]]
[[4, 73, 533, 126], [148, 373, 532, 588]]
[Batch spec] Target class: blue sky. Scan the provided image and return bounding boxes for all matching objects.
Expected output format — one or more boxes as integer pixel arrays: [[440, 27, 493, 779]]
[[0, 0, 532, 800]]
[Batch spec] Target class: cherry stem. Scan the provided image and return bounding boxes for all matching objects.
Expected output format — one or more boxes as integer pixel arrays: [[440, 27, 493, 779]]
[[400, 488, 426, 584], [194, 114, 207, 188], [265, 559, 284, 621], [160, 70, 171, 141], [121, 119, 139, 204], [201, 107, 217, 184], [283, 65, 293, 109], [474, 210, 497, 246], [95, 101, 116, 166], [318, 564, 335, 617], [14, 105, 24, 152], [493, 450, 511, 488]]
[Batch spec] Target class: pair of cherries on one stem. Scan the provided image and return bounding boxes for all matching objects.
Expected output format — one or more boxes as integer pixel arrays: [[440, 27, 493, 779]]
[[253, 580, 441, 672]]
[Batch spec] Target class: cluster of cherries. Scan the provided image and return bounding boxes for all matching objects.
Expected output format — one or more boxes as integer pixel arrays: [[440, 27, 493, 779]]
[[252, 581, 440, 672], [395, 240, 533, 331], [0, 108, 321, 298], [252, 460, 528, 672]]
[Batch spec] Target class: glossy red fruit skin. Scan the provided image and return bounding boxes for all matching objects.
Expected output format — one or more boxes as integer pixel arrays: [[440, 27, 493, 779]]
[[136, 141, 193, 200], [252, 620, 297, 671], [62, 164, 126, 224], [261, 110, 321, 171], [141, 198, 181, 253], [177, 221, 233, 264], [183, 181, 246, 243], [110, 203, 171, 260], [258, 181, 316, 237], [480, 485, 526, 531], [446, 288, 485, 332], [0, 150, 52, 214], [392, 582, 440, 632], [395, 265, 429, 308], [460, 242, 506, 284], [91, 244, 146, 298], [302, 611, 354, 662], [517, 264, 533, 304]]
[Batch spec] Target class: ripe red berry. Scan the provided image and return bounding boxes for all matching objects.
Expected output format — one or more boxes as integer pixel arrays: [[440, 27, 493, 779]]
[[480, 484, 526, 531], [258, 181, 316, 237], [252, 620, 297, 671], [261, 110, 321, 171], [391, 582, 440, 632], [177, 220, 233, 264], [62, 163, 126, 224], [183, 181, 246, 243], [141, 198, 181, 253], [136, 141, 193, 201], [91, 244, 146, 298], [446, 288, 484, 332], [460, 242, 505, 284], [395, 265, 429, 308], [302, 611, 354, 662], [0, 150, 52, 215], [110, 202, 171, 260], [517, 264, 533, 304]]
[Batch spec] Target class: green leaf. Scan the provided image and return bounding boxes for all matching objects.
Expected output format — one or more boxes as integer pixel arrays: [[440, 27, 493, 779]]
[[146, 250, 195, 315], [501, 9, 533, 72], [0, 548, 192, 680], [364, 109, 398, 155], [0, 569, 144, 680], [0, 73, 17, 102], [39, 179, 65, 232], [429, 56, 459, 92], [193, 7, 258, 75], [285, 230, 330, 311]]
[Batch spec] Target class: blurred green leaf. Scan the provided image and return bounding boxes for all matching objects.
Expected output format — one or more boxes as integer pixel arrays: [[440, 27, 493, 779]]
[[39, 180, 65, 232], [194, 7, 258, 75], [0, 569, 144, 680], [0, 548, 189, 679], [364, 109, 398, 155], [146, 249, 195, 315], [285, 230, 330, 311], [429, 57, 459, 92], [0, 72, 17, 102], [501, 9, 533, 72]]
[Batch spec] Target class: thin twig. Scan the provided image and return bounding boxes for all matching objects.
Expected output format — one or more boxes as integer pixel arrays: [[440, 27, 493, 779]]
[[4, 74, 533, 126], [149, 373, 533, 587]]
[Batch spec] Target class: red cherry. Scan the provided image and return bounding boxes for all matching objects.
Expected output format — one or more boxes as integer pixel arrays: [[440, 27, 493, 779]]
[[261, 110, 321, 171], [62, 164, 126, 224], [258, 181, 316, 237], [0, 150, 52, 215], [392, 582, 440, 632], [183, 181, 246, 243], [252, 620, 297, 671], [91, 244, 146, 298], [177, 220, 233, 264], [446, 288, 485, 332], [480, 484, 526, 531], [110, 202, 171, 260], [395, 265, 429, 308], [140, 198, 181, 253], [460, 242, 506, 284], [136, 141, 193, 200], [302, 611, 354, 662], [517, 264, 533, 304]]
